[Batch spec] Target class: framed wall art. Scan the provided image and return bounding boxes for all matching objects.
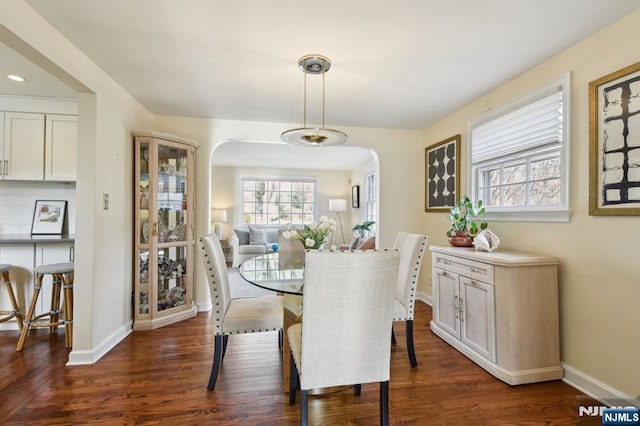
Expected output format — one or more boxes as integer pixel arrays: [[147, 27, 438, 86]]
[[31, 200, 67, 235], [352, 185, 360, 208], [425, 134, 460, 212], [589, 61, 640, 216]]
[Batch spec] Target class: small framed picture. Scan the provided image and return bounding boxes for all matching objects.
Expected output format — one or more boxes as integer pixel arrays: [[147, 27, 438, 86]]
[[352, 185, 360, 208], [31, 200, 67, 235]]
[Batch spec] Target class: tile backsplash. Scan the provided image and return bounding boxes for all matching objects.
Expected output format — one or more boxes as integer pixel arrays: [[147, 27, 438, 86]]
[[0, 181, 76, 234]]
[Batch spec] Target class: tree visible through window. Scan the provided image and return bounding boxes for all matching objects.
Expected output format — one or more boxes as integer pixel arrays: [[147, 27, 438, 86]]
[[241, 178, 316, 225]]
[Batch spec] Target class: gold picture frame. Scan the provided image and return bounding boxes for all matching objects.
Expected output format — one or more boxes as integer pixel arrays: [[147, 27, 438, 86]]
[[589, 61, 640, 216], [425, 134, 461, 212]]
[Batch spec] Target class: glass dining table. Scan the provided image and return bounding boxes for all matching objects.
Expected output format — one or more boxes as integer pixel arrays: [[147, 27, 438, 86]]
[[239, 252, 305, 295]]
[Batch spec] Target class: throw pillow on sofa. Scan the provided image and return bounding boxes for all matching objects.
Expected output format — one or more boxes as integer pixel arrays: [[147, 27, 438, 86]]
[[234, 228, 250, 245], [249, 226, 268, 245], [358, 237, 376, 250]]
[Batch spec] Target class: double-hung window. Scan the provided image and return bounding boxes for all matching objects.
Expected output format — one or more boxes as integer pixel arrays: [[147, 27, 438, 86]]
[[366, 171, 377, 232], [469, 73, 571, 222], [241, 178, 316, 225]]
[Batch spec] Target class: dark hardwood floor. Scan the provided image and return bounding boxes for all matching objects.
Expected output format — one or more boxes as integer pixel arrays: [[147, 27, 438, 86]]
[[1, 302, 595, 425]]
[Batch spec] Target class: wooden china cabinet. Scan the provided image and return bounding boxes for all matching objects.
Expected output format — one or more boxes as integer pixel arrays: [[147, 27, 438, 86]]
[[133, 132, 199, 330]]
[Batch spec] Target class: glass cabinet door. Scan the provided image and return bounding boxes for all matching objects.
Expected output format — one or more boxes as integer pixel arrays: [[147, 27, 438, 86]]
[[157, 246, 188, 311], [139, 142, 151, 245], [156, 144, 188, 244]]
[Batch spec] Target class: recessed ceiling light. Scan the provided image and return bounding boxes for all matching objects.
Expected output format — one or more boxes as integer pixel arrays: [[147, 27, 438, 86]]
[[8, 74, 25, 82]]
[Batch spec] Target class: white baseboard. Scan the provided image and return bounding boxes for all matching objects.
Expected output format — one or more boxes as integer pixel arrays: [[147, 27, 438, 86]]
[[416, 291, 432, 306], [197, 301, 211, 312], [67, 321, 133, 366], [562, 363, 639, 407]]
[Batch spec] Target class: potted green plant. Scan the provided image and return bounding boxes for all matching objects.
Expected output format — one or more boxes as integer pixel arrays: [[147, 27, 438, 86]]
[[446, 195, 488, 247], [352, 220, 375, 239]]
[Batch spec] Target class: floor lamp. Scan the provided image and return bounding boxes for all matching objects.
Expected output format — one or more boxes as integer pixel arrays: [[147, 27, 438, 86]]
[[329, 199, 347, 246], [211, 209, 227, 240]]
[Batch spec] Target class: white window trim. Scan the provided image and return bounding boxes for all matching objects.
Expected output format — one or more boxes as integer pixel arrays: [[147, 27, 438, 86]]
[[365, 171, 377, 224], [239, 176, 318, 226], [467, 72, 572, 223]]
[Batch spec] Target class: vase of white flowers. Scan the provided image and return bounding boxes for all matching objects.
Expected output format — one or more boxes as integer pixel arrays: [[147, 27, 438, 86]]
[[282, 215, 337, 250]]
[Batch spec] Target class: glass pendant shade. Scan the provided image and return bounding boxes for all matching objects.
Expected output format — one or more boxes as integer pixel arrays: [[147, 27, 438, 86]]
[[281, 127, 348, 147], [281, 54, 347, 146]]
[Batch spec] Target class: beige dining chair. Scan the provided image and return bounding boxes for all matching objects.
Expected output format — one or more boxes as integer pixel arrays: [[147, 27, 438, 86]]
[[392, 232, 429, 367], [288, 250, 400, 426], [199, 233, 284, 390]]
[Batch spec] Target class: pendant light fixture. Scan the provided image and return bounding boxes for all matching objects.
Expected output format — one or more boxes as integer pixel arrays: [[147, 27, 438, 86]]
[[281, 54, 347, 146]]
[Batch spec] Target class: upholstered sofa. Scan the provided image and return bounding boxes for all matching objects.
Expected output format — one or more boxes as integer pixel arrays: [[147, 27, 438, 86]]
[[229, 225, 287, 267]]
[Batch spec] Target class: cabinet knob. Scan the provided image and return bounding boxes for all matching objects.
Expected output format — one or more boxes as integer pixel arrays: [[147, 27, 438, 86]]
[[152, 222, 158, 236]]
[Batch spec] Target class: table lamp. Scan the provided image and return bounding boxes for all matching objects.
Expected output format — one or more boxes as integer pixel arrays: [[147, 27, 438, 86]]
[[211, 209, 228, 240]]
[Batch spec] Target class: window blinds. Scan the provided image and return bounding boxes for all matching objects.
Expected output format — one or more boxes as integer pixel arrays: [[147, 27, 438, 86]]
[[471, 90, 563, 164]]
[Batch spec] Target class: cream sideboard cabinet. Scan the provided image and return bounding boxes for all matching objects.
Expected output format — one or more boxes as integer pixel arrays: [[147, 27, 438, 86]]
[[132, 132, 199, 331], [430, 245, 563, 385]]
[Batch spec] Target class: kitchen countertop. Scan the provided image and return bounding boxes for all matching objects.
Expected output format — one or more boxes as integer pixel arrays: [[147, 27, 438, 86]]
[[0, 234, 75, 243]]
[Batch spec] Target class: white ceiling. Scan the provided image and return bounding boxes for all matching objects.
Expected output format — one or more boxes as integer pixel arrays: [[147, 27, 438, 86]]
[[3, 0, 640, 168]]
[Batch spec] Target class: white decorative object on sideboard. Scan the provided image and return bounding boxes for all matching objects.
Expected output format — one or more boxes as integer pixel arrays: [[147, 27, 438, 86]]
[[430, 245, 563, 385]]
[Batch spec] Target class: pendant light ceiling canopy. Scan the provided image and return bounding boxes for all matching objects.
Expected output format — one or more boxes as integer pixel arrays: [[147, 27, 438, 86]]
[[281, 54, 347, 147]]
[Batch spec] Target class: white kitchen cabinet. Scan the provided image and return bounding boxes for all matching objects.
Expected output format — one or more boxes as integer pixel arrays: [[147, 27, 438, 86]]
[[45, 114, 78, 181], [0, 111, 77, 182], [1, 112, 46, 180], [430, 246, 563, 385]]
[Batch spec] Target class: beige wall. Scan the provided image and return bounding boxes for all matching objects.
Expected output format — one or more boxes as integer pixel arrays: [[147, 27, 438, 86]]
[[422, 11, 640, 400]]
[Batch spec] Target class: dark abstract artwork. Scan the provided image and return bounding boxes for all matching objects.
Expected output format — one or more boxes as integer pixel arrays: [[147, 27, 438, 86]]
[[425, 135, 460, 212], [589, 62, 640, 215]]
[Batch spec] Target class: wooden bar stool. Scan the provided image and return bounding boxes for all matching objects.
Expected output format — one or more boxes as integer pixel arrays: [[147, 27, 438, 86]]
[[0, 264, 24, 331], [16, 262, 74, 351]]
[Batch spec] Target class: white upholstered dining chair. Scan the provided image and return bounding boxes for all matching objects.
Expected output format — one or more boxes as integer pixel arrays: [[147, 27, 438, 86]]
[[199, 233, 284, 390], [288, 250, 400, 426], [392, 232, 429, 367]]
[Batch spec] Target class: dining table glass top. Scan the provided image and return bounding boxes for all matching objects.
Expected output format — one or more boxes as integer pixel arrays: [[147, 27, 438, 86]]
[[239, 252, 305, 295]]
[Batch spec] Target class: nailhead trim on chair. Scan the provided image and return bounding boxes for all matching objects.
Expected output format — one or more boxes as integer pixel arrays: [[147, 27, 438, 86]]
[[199, 236, 282, 337], [394, 236, 427, 321]]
